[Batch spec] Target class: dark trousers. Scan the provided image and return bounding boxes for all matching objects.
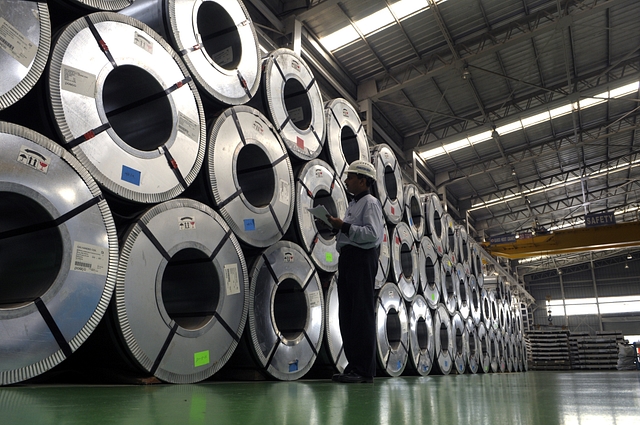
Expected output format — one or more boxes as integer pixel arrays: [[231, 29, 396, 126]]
[[337, 244, 377, 378]]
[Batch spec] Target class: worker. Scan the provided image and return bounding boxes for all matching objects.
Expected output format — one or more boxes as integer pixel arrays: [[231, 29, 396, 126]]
[[326, 160, 384, 383]]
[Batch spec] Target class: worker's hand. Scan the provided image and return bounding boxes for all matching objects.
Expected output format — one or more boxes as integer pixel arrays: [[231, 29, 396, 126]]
[[326, 215, 343, 230]]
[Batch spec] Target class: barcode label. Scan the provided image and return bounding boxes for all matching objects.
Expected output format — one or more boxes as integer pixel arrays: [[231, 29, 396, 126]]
[[71, 241, 109, 275]]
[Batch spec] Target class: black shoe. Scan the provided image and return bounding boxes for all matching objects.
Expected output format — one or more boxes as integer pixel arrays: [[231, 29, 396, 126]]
[[331, 373, 343, 382], [338, 371, 373, 383]]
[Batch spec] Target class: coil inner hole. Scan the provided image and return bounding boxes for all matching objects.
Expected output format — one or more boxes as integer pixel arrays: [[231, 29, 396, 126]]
[[400, 242, 413, 279], [283, 78, 312, 131], [198, 2, 242, 70], [273, 278, 307, 341], [162, 248, 219, 330], [458, 277, 467, 304], [409, 196, 422, 230], [445, 271, 454, 297], [439, 320, 449, 350], [386, 308, 401, 351], [416, 317, 429, 351], [425, 257, 437, 288], [383, 164, 398, 201], [237, 144, 275, 208], [340, 126, 359, 164], [0, 192, 63, 308]]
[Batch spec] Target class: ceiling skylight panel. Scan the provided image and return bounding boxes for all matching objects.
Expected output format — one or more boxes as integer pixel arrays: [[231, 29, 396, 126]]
[[320, 26, 359, 51], [444, 139, 471, 153], [421, 146, 447, 160], [549, 104, 573, 118], [495, 121, 523, 136], [390, 0, 430, 19], [356, 8, 395, 35], [521, 111, 551, 128], [467, 131, 492, 145], [610, 81, 639, 98]]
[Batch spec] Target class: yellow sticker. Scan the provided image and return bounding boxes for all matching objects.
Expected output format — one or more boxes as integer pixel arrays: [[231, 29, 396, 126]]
[[194, 350, 210, 367]]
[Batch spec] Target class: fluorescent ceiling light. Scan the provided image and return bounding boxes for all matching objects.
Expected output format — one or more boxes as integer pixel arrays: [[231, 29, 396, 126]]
[[420, 80, 640, 163], [319, 0, 440, 52]]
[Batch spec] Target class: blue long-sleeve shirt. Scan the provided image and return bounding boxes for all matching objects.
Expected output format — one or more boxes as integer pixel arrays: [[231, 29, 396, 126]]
[[336, 190, 385, 251]]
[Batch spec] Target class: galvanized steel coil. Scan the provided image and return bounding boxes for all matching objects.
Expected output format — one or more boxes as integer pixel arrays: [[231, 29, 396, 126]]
[[407, 295, 434, 376], [120, 0, 261, 105], [424, 193, 444, 256], [418, 236, 441, 309], [466, 317, 480, 374], [324, 274, 347, 373], [323, 98, 369, 181], [498, 299, 507, 332], [206, 106, 294, 248], [443, 213, 457, 263], [455, 262, 470, 320], [477, 322, 491, 373], [433, 303, 454, 375], [48, 12, 206, 204], [390, 222, 419, 302], [470, 241, 484, 287], [403, 183, 425, 241], [495, 330, 507, 372], [292, 158, 346, 273], [489, 289, 500, 332], [375, 282, 409, 377], [260, 48, 325, 161], [481, 287, 491, 329], [114, 199, 248, 383], [451, 312, 468, 374], [506, 332, 515, 372], [440, 253, 457, 316], [0, 122, 118, 385], [0, 1, 50, 111], [62, 0, 133, 11], [371, 144, 403, 224], [375, 223, 391, 290], [469, 274, 482, 326], [246, 240, 324, 380], [488, 327, 499, 373]]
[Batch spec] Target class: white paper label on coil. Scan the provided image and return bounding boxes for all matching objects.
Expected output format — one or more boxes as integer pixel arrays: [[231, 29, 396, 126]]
[[213, 46, 233, 67], [381, 242, 389, 258], [0, 17, 38, 68], [71, 242, 108, 276], [17, 145, 50, 173], [178, 216, 196, 230], [308, 290, 321, 308], [61, 64, 96, 98], [401, 319, 407, 334], [224, 263, 241, 295], [279, 179, 290, 205], [178, 112, 200, 142], [289, 107, 304, 123], [133, 31, 153, 54]]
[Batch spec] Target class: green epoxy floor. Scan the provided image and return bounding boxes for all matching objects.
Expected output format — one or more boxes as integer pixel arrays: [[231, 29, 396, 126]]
[[1, 371, 639, 425]]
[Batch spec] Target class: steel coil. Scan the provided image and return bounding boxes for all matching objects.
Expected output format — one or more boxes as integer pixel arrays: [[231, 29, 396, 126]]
[[375, 282, 409, 377], [498, 299, 507, 332], [470, 241, 484, 287], [506, 332, 515, 372], [324, 274, 347, 373], [477, 322, 491, 373], [481, 287, 491, 329], [403, 184, 425, 241], [451, 312, 467, 374], [292, 158, 346, 273], [323, 98, 369, 181], [0, 122, 118, 385], [0, 1, 50, 111], [443, 213, 457, 263], [62, 0, 134, 11], [48, 12, 206, 204], [114, 199, 248, 383], [120, 0, 260, 105], [495, 330, 507, 372], [407, 295, 434, 376], [375, 223, 391, 290], [390, 222, 419, 302], [469, 275, 482, 326], [424, 193, 444, 256], [371, 144, 403, 224], [418, 236, 441, 309], [206, 106, 294, 248], [259, 48, 325, 161], [458, 225, 471, 268], [465, 317, 479, 374], [440, 254, 456, 316], [247, 240, 324, 380], [488, 327, 499, 373], [433, 303, 454, 375], [489, 289, 500, 332], [455, 262, 470, 319]]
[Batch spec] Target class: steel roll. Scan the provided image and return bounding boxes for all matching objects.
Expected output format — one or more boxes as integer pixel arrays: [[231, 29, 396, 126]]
[[371, 144, 403, 224], [418, 236, 441, 309], [443, 213, 457, 263], [375, 282, 409, 377], [466, 317, 480, 374], [520, 334, 529, 372], [469, 275, 482, 326], [433, 303, 454, 375], [48, 12, 206, 204], [498, 299, 507, 332], [113, 199, 248, 383], [403, 184, 425, 242], [258, 48, 325, 161], [206, 106, 294, 248], [324, 274, 347, 373], [61, 0, 134, 11], [489, 289, 500, 332], [292, 158, 346, 273], [488, 327, 499, 373], [458, 225, 471, 267], [247, 240, 324, 380], [506, 332, 515, 372], [0, 1, 50, 111], [504, 302, 514, 335], [424, 193, 444, 256], [407, 295, 434, 376], [323, 98, 369, 181], [477, 322, 491, 373], [515, 303, 524, 336], [481, 287, 491, 329], [0, 122, 118, 385], [119, 0, 260, 105], [440, 254, 457, 315], [454, 225, 465, 268], [495, 331, 507, 372], [375, 223, 391, 290], [390, 222, 419, 302], [451, 312, 468, 374], [455, 262, 470, 320], [470, 241, 484, 287]]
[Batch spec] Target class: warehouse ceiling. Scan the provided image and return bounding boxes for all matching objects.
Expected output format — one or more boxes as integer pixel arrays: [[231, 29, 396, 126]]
[[245, 0, 640, 277]]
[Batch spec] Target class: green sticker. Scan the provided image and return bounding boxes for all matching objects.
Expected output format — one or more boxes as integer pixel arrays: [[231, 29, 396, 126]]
[[194, 350, 210, 367], [432, 293, 436, 301], [325, 252, 333, 263]]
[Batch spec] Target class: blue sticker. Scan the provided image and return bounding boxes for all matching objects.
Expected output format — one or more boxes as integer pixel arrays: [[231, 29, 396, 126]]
[[289, 360, 298, 372], [244, 219, 255, 231], [397, 360, 402, 370], [121, 165, 141, 186], [444, 360, 449, 367]]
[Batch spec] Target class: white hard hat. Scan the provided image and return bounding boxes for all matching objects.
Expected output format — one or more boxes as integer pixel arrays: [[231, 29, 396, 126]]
[[347, 160, 376, 181]]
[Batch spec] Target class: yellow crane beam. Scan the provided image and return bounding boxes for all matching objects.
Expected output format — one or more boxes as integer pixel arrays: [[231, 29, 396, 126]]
[[482, 221, 640, 259]]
